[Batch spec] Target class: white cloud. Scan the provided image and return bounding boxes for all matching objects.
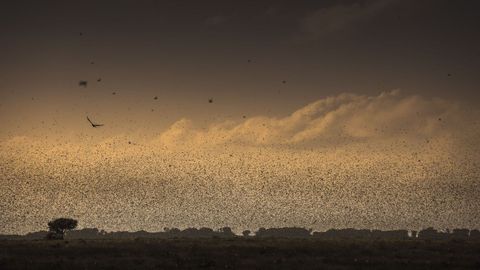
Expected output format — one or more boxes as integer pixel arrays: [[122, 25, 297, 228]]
[[155, 90, 477, 149]]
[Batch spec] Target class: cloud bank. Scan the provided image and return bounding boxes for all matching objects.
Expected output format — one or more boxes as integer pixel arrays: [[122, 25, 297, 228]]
[[156, 90, 476, 150]]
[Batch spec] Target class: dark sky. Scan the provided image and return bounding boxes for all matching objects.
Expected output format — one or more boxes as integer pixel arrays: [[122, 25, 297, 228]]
[[2, 0, 480, 102]]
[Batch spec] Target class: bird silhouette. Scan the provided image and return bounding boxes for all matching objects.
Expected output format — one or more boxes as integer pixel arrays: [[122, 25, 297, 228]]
[[87, 116, 104, 128]]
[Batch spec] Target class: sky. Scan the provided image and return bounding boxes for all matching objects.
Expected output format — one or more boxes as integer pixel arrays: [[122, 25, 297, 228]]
[[1, 0, 480, 234]]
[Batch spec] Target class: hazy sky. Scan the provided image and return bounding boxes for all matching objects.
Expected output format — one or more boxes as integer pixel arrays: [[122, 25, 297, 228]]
[[1, 0, 480, 139], [1, 0, 480, 234]]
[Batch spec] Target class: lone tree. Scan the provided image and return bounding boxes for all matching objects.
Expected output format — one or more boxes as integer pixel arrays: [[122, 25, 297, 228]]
[[47, 218, 78, 240]]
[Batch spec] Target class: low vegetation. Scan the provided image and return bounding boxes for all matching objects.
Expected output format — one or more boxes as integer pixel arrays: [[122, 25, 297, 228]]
[[1, 238, 479, 269], [0, 219, 478, 269]]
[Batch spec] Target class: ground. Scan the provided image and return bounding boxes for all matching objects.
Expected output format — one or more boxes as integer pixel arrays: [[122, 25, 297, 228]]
[[1, 238, 480, 269]]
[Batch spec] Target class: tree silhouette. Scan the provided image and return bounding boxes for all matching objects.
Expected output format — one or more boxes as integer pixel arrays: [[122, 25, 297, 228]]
[[47, 218, 78, 240], [218, 227, 235, 237]]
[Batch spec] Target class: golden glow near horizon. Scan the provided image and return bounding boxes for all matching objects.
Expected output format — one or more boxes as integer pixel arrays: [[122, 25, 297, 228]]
[[1, 91, 479, 234]]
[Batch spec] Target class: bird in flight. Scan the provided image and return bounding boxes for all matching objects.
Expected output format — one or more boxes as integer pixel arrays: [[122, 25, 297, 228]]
[[87, 116, 104, 128]]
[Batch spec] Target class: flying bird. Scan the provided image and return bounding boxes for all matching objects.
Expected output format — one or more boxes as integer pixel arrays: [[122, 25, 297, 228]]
[[86, 116, 104, 128], [208, 98, 213, 103], [79, 81, 88, 87]]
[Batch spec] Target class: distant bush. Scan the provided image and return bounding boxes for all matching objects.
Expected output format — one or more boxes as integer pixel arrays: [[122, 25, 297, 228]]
[[46, 231, 64, 240], [47, 218, 78, 240], [242, 230, 251, 237], [255, 227, 312, 238]]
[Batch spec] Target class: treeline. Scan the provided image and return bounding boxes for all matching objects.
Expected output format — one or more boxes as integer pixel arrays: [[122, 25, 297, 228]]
[[2, 227, 480, 241]]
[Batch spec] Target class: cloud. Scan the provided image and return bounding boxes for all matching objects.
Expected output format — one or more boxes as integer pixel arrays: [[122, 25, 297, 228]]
[[300, 0, 398, 38], [1, 90, 477, 153], [155, 90, 478, 149]]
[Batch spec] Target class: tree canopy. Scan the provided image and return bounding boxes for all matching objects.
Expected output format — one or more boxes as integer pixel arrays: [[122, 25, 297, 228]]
[[47, 218, 78, 239]]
